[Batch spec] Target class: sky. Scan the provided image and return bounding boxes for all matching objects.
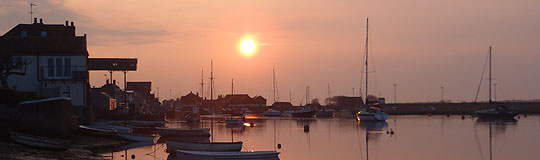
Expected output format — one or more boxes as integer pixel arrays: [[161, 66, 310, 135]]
[[1, 0, 539, 104]]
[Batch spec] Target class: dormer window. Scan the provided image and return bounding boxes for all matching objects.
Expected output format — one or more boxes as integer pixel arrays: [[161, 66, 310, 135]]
[[21, 31, 28, 37], [41, 31, 47, 37]]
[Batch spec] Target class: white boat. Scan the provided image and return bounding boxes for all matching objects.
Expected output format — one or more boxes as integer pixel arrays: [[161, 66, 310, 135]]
[[176, 150, 280, 160], [166, 141, 243, 152], [78, 125, 117, 136], [263, 109, 281, 117], [10, 132, 67, 150], [357, 105, 389, 121], [355, 18, 389, 122], [156, 127, 210, 137], [117, 133, 156, 142], [90, 124, 133, 133]]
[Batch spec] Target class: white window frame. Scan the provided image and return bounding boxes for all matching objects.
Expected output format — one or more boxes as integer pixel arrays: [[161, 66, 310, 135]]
[[45, 57, 73, 79]]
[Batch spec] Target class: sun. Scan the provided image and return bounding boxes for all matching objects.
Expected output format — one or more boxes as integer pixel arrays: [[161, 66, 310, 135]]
[[240, 39, 257, 56]]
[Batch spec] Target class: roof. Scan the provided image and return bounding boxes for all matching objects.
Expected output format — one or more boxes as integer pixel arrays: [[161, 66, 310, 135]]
[[127, 82, 152, 93], [0, 21, 88, 56]]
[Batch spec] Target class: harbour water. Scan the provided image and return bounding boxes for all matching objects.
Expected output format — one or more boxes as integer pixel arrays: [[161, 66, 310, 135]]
[[101, 115, 540, 160]]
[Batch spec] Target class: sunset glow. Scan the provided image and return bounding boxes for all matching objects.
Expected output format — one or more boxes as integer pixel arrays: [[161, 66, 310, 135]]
[[240, 39, 257, 56]]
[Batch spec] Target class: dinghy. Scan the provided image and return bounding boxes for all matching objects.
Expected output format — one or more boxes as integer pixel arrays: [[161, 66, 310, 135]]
[[166, 141, 242, 152], [10, 132, 67, 150], [117, 133, 156, 142], [78, 125, 117, 136], [156, 127, 210, 137], [176, 150, 280, 160]]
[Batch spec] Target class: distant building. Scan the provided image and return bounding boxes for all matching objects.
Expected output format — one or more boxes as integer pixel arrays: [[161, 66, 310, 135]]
[[178, 92, 203, 113], [0, 18, 89, 107], [216, 94, 267, 113], [127, 81, 160, 114], [89, 90, 116, 111], [327, 96, 364, 110]]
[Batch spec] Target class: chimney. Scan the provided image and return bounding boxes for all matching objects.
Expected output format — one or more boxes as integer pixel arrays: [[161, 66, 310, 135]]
[[106, 79, 109, 84], [33, 18, 37, 24], [70, 22, 74, 26], [113, 80, 116, 85], [39, 18, 43, 24], [65, 21, 69, 26]]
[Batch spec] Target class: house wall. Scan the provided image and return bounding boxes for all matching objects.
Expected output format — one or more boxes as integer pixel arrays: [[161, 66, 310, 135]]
[[7, 55, 87, 107]]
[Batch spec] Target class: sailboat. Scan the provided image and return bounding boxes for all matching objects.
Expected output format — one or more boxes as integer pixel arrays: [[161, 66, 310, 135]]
[[265, 69, 282, 117], [475, 46, 517, 119], [356, 18, 389, 122]]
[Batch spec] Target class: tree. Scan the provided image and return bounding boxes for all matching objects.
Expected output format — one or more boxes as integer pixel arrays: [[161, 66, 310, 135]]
[[311, 98, 320, 105], [0, 56, 31, 88]]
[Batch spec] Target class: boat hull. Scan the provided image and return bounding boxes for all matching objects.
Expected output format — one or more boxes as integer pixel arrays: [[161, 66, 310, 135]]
[[117, 133, 155, 142], [176, 150, 280, 160], [291, 111, 315, 118], [166, 141, 242, 152], [78, 125, 117, 136], [10, 132, 67, 150], [476, 112, 517, 119], [263, 111, 281, 117], [316, 111, 334, 118], [156, 127, 210, 137], [225, 119, 244, 125], [357, 113, 389, 121]]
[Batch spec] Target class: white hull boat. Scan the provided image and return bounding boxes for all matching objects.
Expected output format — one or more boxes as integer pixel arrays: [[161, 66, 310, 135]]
[[117, 133, 156, 142], [263, 110, 281, 117], [357, 106, 389, 121], [156, 127, 210, 137], [10, 132, 67, 150], [176, 150, 280, 160], [166, 141, 242, 152]]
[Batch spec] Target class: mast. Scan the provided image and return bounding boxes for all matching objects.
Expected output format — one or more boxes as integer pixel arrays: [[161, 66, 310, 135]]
[[364, 18, 370, 105], [273, 68, 276, 103], [210, 60, 214, 142], [489, 46, 492, 104], [231, 78, 234, 94], [200, 69, 204, 98]]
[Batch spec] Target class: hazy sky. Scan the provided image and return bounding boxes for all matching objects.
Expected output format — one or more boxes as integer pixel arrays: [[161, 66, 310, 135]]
[[1, 0, 539, 104]]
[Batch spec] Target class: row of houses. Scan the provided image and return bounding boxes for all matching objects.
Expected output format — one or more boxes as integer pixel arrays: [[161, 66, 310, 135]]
[[163, 92, 267, 115]]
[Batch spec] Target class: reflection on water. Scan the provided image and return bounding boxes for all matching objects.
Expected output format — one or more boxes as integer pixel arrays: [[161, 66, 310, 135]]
[[101, 115, 540, 160]]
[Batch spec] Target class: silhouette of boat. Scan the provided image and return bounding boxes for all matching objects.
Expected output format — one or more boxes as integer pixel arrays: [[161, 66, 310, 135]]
[[9, 132, 67, 150], [156, 127, 210, 137], [263, 109, 281, 116], [166, 141, 243, 152], [176, 150, 280, 160], [291, 107, 315, 118]]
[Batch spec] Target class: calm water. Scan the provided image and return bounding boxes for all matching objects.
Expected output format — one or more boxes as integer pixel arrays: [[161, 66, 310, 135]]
[[102, 115, 540, 160]]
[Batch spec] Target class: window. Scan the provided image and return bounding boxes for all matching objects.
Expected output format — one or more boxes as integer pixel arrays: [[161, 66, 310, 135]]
[[41, 31, 47, 37], [55, 58, 63, 77], [64, 58, 71, 77], [21, 31, 28, 37], [47, 58, 54, 76]]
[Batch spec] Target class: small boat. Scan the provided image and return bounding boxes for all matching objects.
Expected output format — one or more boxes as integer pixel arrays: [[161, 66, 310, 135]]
[[78, 125, 117, 136], [263, 109, 281, 117], [225, 118, 244, 126], [166, 141, 242, 152], [176, 150, 280, 160], [316, 109, 334, 118], [476, 104, 517, 119], [357, 105, 389, 121], [185, 113, 202, 122], [90, 123, 133, 133], [156, 127, 210, 137], [291, 107, 316, 118], [117, 133, 156, 142], [10, 132, 67, 150]]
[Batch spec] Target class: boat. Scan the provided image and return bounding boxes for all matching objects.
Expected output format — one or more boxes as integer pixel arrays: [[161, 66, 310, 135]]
[[166, 141, 243, 152], [263, 109, 281, 117], [78, 125, 117, 136], [356, 18, 389, 122], [90, 123, 133, 133], [476, 104, 517, 119], [316, 109, 334, 118], [357, 105, 389, 121], [10, 132, 67, 150], [291, 107, 316, 118], [176, 150, 280, 160], [156, 127, 210, 137], [186, 113, 202, 122], [474, 46, 517, 119], [225, 118, 244, 126], [117, 133, 156, 142]]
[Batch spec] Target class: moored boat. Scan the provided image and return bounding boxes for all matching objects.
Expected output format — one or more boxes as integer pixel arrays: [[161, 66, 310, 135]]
[[476, 104, 517, 119], [186, 113, 202, 122], [291, 107, 315, 118], [156, 127, 210, 137], [78, 125, 117, 136], [357, 105, 389, 121], [90, 123, 133, 133], [176, 150, 280, 160], [263, 109, 281, 117], [10, 132, 67, 150], [225, 118, 244, 126], [316, 109, 334, 118], [117, 133, 156, 142], [166, 141, 243, 152]]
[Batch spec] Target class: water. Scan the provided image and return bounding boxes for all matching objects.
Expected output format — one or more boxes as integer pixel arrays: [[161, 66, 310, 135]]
[[101, 115, 540, 160]]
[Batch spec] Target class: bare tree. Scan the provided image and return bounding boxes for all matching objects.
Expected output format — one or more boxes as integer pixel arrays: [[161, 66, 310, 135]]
[[0, 56, 31, 88]]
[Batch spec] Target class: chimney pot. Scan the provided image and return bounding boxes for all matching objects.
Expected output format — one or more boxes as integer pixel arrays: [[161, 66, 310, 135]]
[[106, 79, 109, 84], [33, 18, 37, 24], [39, 18, 43, 24], [65, 21, 69, 26], [71, 22, 74, 26]]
